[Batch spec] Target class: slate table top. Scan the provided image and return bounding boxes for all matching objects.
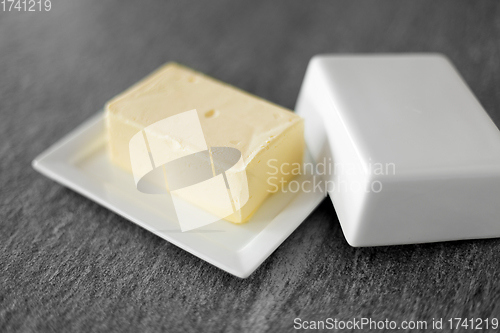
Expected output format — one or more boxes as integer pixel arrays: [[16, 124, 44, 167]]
[[1, 0, 500, 332]]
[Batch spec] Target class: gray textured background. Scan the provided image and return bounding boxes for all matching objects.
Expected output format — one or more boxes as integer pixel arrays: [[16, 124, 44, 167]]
[[2, 0, 500, 332]]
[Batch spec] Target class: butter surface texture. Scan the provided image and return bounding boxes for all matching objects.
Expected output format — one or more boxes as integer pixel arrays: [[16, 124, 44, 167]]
[[106, 63, 304, 223]]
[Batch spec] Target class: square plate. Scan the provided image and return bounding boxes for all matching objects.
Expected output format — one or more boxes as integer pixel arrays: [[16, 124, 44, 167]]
[[32, 112, 325, 278]]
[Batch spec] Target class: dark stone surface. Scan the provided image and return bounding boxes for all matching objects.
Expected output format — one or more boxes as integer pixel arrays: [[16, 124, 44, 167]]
[[1, 0, 500, 332]]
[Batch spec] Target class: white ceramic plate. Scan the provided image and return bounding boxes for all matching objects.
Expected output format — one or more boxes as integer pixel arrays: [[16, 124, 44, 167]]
[[32, 112, 325, 278]]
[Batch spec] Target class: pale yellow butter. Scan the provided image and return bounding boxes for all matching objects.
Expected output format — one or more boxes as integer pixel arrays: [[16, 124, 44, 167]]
[[106, 63, 304, 223]]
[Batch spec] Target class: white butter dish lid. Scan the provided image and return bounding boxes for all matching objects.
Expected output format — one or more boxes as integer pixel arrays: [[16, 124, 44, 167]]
[[296, 54, 500, 246]]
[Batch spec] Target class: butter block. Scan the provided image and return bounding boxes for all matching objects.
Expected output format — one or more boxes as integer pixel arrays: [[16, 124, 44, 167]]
[[106, 63, 304, 223]]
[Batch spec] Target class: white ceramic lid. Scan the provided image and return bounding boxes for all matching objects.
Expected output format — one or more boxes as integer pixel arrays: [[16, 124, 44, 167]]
[[296, 54, 500, 246]]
